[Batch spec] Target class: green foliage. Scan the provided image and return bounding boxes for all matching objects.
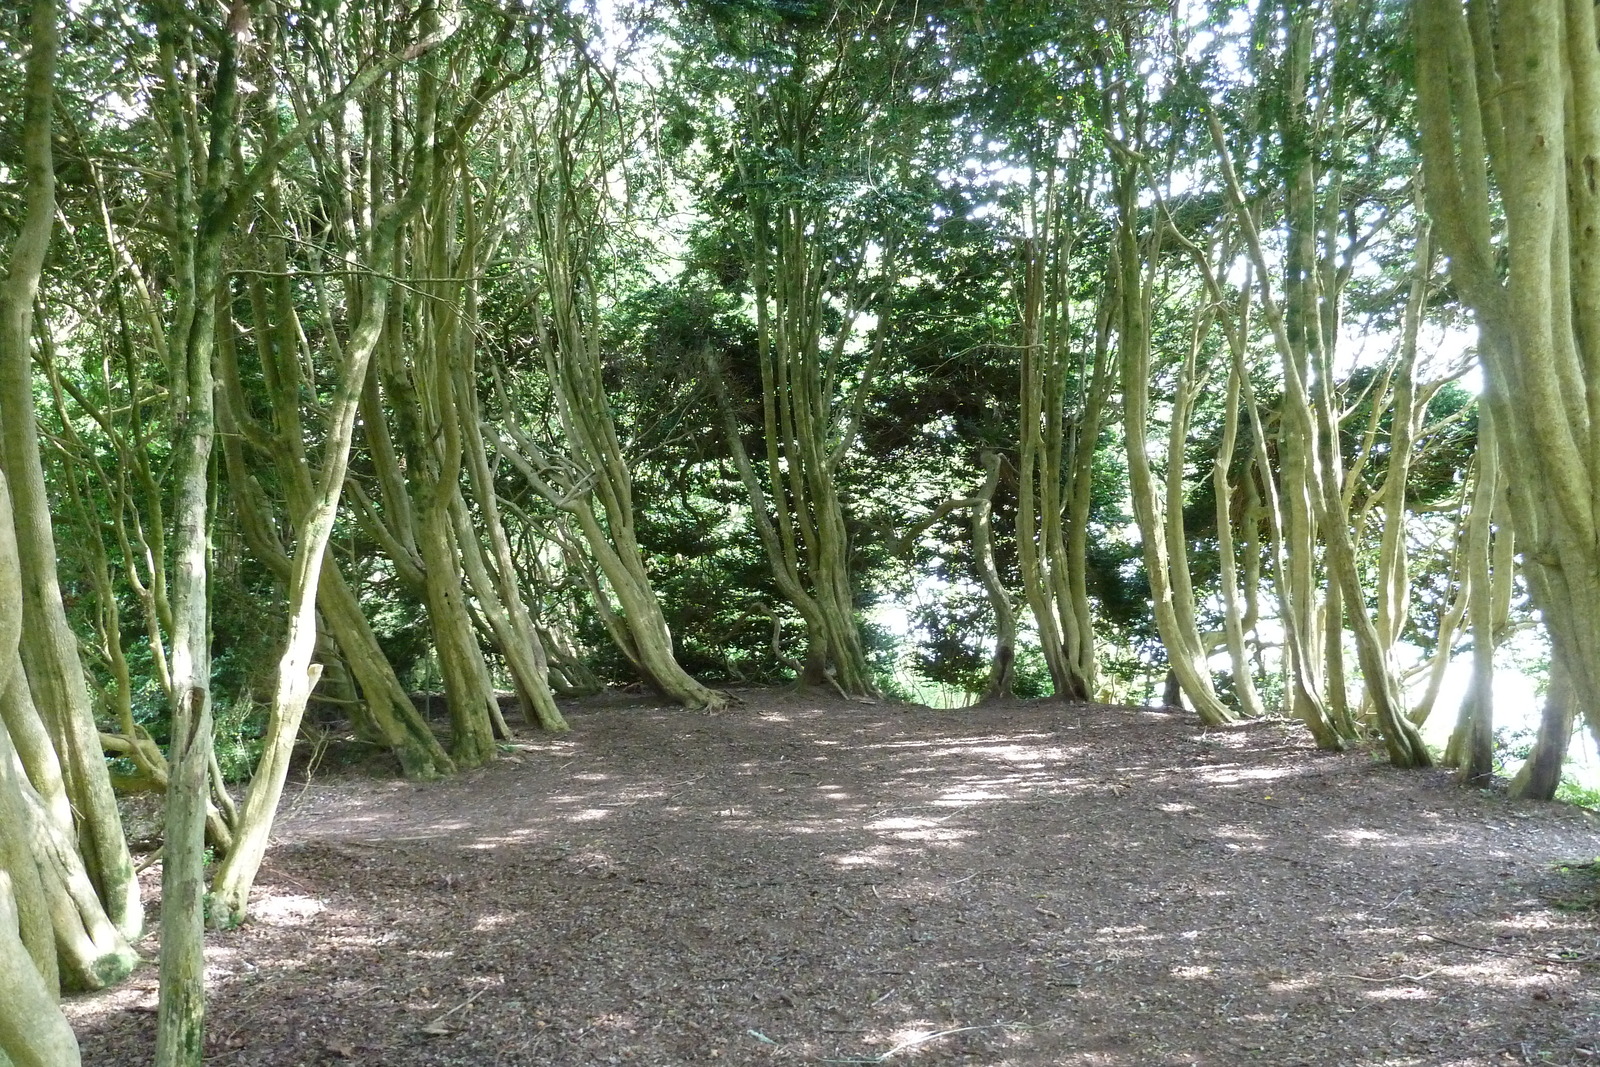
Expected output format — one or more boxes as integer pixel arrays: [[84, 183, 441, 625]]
[[1555, 779, 1600, 811], [359, 574, 435, 692], [210, 696, 266, 784], [12, 0, 1560, 797], [1550, 856, 1600, 912], [1492, 725, 1536, 775]]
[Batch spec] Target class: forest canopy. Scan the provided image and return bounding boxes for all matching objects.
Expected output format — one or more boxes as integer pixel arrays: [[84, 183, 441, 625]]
[[2, 0, 1597, 1061]]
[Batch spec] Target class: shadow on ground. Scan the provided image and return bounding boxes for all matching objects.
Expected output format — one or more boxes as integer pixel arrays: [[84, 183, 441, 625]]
[[69, 692, 1600, 1066]]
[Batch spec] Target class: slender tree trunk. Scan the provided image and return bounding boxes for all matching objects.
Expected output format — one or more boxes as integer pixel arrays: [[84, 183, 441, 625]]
[[1208, 93, 1425, 762], [455, 349, 567, 732], [1447, 416, 1500, 781], [1016, 230, 1097, 701], [1213, 351, 1266, 718], [891, 452, 1017, 701], [0, 0, 141, 946], [0, 0, 141, 1018], [208, 258, 406, 926], [971, 453, 1017, 700], [217, 410, 454, 779], [491, 83, 726, 708], [151, 0, 247, 1054], [1113, 163, 1235, 726]]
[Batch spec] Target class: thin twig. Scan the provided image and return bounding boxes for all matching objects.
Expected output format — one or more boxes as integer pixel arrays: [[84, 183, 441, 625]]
[[1337, 967, 1443, 982], [1420, 933, 1596, 964], [423, 988, 488, 1030]]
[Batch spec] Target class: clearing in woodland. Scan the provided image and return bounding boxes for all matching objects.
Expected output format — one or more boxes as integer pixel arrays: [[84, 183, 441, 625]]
[[69, 692, 1600, 1066]]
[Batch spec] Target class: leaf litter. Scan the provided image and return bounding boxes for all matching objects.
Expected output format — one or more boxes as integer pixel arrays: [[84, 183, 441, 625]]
[[68, 692, 1600, 1065]]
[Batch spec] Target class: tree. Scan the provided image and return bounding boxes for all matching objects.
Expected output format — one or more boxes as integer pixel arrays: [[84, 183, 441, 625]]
[[685, 1, 943, 698], [208, 0, 524, 925], [492, 32, 725, 710], [0, 0, 141, 1038], [1416, 0, 1600, 778], [0, 0, 142, 965]]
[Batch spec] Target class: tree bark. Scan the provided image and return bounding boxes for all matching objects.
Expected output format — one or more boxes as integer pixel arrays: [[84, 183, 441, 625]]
[[1417, 0, 1600, 765], [1509, 660, 1575, 800], [1113, 161, 1236, 726], [1016, 225, 1101, 702], [0, 458, 79, 1066], [0, 0, 142, 1019]]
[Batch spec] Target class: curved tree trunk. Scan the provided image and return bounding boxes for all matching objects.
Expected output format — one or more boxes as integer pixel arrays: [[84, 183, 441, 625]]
[[0, 0, 138, 1032], [493, 75, 725, 709], [891, 452, 1017, 701], [1417, 0, 1600, 775], [1113, 162, 1236, 726], [1208, 85, 1427, 764], [1016, 228, 1100, 702], [971, 454, 1018, 701], [1212, 337, 1267, 719], [1445, 415, 1501, 781], [218, 410, 454, 780], [696, 15, 936, 700], [363, 235, 504, 765], [1509, 659, 1576, 800], [0, 0, 141, 959], [209, 173, 423, 924]]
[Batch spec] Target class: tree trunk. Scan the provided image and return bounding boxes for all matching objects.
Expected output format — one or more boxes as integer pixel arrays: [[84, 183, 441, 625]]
[[454, 350, 567, 732], [971, 453, 1017, 701], [150, 0, 246, 1054], [1016, 229, 1100, 702], [1113, 162, 1236, 726], [1446, 415, 1501, 782], [1416, 0, 1600, 767], [503, 88, 728, 709], [1207, 89, 1425, 763], [216, 395, 453, 780], [1509, 659, 1575, 800], [1212, 340, 1266, 719], [209, 243, 408, 926], [0, 775, 81, 1065], [0, 0, 139, 1027]]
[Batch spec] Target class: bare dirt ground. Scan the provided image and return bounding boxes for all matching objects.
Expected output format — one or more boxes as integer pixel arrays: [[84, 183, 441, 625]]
[[69, 691, 1600, 1066]]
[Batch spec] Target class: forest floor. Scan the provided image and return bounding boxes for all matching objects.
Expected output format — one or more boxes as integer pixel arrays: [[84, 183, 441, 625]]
[[70, 690, 1600, 1066]]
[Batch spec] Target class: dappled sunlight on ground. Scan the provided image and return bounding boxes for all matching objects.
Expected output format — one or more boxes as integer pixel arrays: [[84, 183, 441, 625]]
[[248, 893, 326, 925], [69, 694, 1600, 1066]]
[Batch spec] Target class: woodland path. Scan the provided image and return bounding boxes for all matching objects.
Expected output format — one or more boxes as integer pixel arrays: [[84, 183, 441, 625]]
[[71, 691, 1600, 1066]]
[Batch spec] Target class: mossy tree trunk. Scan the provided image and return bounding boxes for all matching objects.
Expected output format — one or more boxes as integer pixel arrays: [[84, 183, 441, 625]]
[[1016, 209, 1107, 703], [1207, 26, 1432, 765], [207, 5, 473, 919], [735, 186, 888, 700], [1112, 154, 1237, 727], [488, 57, 723, 710], [149, 0, 237, 1052], [0, 0, 139, 1037], [694, 10, 937, 699], [1445, 412, 1504, 781], [0, 470, 81, 1064], [1417, 0, 1600, 776], [349, 20, 554, 764], [0, 0, 141, 953], [142, 1, 468, 1054]]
